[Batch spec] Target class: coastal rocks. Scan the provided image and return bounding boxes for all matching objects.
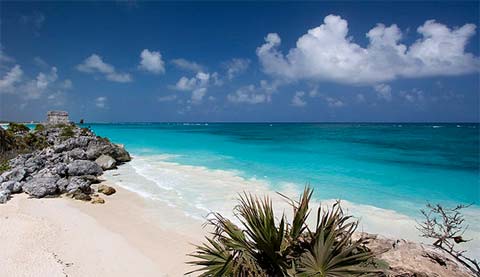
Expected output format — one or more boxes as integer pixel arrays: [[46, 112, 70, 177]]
[[2, 167, 26, 182], [0, 120, 131, 204], [95, 154, 116, 170], [91, 196, 105, 204], [0, 189, 10, 203], [23, 175, 59, 198], [98, 184, 116, 195], [1, 180, 22, 193], [67, 160, 103, 176], [358, 233, 472, 277], [70, 191, 91, 201]]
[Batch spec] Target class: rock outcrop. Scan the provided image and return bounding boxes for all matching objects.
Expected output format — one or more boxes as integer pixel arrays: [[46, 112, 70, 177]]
[[0, 124, 131, 203], [356, 233, 475, 277]]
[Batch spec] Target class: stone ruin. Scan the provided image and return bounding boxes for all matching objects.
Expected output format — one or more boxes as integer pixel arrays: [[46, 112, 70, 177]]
[[46, 111, 70, 125]]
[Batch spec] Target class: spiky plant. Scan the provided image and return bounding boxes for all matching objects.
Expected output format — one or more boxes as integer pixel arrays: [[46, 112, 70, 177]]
[[187, 187, 376, 276]]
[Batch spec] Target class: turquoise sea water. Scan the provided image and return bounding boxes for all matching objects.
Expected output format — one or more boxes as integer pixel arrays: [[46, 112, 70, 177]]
[[85, 123, 479, 218]]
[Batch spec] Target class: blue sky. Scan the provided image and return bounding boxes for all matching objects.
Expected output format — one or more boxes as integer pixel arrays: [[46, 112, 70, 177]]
[[1, 1, 479, 122]]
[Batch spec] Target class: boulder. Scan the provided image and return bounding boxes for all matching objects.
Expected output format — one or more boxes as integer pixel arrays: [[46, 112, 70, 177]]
[[95, 154, 116, 170], [2, 167, 26, 182], [64, 176, 91, 194], [1, 181, 22, 193], [91, 196, 105, 204], [98, 184, 116, 195], [0, 189, 10, 204], [111, 144, 131, 162], [23, 175, 59, 198], [70, 191, 91, 201], [66, 148, 87, 160], [67, 160, 103, 176]]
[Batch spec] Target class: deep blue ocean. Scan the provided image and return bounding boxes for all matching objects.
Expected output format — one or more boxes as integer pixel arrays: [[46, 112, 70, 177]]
[[85, 123, 479, 218]]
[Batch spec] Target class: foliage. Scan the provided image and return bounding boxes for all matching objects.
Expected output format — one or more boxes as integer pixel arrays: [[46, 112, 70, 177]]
[[417, 203, 479, 275], [188, 187, 376, 276], [0, 160, 10, 174], [34, 124, 46, 132], [60, 125, 75, 139], [23, 133, 48, 150], [7, 123, 30, 134]]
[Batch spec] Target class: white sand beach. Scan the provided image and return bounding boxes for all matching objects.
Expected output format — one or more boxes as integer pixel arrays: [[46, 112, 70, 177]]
[[0, 183, 205, 277]]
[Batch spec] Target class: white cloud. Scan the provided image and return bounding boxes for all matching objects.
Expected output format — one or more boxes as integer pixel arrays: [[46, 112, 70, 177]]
[[224, 58, 250, 79], [1, 64, 72, 105], [257, 15, 479, 85], [400, 88, 425, 103], [227, 79, 280, 105], [227, 85, 268, 104], [325, 96, 345, 108], [171, 71, 220, 104], [171, 58, 205, 72], [191, 88, 207, 104], [157, 94, 177, 102], [291, 91, 307, 107], [139, 49, 165, 74], [95, 96, 107, 108], [0, 65, 23, 93], [374, 83, 392, 101], [77, 54, 132, 83], [356, 93, 366, 103]]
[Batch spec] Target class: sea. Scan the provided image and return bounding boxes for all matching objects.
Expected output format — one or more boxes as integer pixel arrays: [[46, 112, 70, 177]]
[[41, 122, 480, 254]]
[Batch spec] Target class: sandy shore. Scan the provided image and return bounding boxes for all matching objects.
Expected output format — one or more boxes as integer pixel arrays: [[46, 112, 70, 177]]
[[0, 182, 205, 277]]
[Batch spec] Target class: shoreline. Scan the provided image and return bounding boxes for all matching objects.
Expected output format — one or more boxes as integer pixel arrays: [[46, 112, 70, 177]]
[[0, 181, 205, 277]]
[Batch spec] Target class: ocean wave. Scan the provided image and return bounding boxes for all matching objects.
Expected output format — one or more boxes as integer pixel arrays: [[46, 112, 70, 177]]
[[103, 154, 480, 258]]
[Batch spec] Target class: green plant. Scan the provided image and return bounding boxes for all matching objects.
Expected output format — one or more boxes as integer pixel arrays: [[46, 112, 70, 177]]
[[34, 124, 45, 132], [188, 187, 376, 276], [60, 125, 75, 139], [7, 123, 30, 134], [23, 133, 48, 150], [0, 160, 10, 174]]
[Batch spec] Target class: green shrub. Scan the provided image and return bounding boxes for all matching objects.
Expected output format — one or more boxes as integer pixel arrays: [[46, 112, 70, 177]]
[[0, 160, 10, 174], [34, 124, 46, 132], [24, 133, 48, 150], [188, 187, 377, 276], [7, 123, 30, 134], [60, 125, 75, 139]]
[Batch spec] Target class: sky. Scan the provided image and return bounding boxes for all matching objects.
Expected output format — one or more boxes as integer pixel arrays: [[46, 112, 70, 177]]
[[0, 1, 479, 123]]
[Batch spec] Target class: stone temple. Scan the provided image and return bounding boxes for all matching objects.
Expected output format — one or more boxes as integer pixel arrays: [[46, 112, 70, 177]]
[[46, 111, 70, 125]]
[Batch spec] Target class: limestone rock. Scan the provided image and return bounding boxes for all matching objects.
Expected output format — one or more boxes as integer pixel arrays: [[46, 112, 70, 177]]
[[23, 175, 59, 198], [95, 154, 116, 170], [98, 184, 116, 195], [0, 189, 10, 203], [67, 160, 103, 176], [91, 196, 105, 204], [1, 167, 26, 182]]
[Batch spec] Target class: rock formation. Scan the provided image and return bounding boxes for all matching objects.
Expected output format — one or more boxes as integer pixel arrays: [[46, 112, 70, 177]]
[[0, 123, 130, 203]]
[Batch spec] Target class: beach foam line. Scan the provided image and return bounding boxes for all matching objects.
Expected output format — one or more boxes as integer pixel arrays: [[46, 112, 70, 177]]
[[103, 154, 480, 258]]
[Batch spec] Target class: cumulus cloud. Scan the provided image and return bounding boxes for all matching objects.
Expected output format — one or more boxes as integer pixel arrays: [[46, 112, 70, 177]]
[[171, 58, 205, 72], [374, 83, 392, 101], [325, 96, 345, 108], [227, 85, 267, 104], [400, 88, 425, 103], [224, 58, 250, 79], [77, 54, 132, 83], [0, 64, 72, 105], [257, 15, 479, 85], [95, 96, 107, 108], [0, 65, 23, 93], [139, 49, 165, 74], [171, 71, 219, 104], [291, 91, 307, 107]]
